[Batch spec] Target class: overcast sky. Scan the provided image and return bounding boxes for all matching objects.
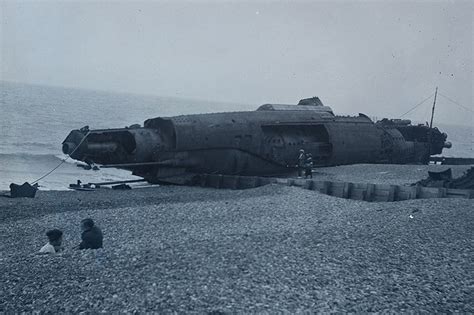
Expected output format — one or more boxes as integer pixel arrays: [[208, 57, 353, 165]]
[[1, 0, 473, 125]]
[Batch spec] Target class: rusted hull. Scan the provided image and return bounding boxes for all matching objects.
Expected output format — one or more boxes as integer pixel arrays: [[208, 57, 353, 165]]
[[62, 99, 451, 183]]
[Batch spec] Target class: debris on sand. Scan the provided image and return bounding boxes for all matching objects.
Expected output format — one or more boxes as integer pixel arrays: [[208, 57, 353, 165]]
[[415, 166, 474, 189]]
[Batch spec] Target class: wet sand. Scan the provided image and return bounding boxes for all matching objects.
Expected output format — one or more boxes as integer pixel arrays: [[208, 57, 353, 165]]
[[0, 164, 473, 313]]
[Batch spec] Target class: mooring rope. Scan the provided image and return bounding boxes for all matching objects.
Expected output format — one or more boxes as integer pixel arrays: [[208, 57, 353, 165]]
[[399, 90, 473, 119], [438, 93, 474, 114], [31, 131, 91, 185], [399, 93, 435, 118]]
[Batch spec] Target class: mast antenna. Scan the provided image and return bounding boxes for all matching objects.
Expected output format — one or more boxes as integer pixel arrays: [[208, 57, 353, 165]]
[[427, 86, 438, 163], [429, 87, 438, 129]]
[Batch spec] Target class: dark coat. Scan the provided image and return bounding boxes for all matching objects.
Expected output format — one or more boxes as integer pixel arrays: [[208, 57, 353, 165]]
[[79, 226, 103, 249]]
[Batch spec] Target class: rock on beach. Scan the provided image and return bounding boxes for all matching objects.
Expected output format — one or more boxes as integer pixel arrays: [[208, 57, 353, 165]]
[[0, 164, 473, 313]]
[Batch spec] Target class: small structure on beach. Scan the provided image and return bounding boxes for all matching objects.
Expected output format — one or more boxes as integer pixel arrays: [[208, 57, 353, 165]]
[[192, 173, 474, 202]]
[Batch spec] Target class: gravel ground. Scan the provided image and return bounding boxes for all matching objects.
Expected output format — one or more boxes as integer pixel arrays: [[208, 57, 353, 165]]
[[0, 165, 473, 313]]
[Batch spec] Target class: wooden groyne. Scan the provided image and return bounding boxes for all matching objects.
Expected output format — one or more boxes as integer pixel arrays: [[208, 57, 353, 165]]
[[195, 174, 474, 202]]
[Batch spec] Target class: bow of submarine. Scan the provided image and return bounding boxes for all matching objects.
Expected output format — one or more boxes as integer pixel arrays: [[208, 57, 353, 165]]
[[62, 126, 182, 182]]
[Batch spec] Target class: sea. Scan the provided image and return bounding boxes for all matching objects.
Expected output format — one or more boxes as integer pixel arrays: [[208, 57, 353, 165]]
[[1, 81, 473, 191], [0, 81, 253, 190]]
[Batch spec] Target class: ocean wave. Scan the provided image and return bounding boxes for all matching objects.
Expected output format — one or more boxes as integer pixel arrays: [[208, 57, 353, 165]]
[[0, 141, 59, 153], [0, 152, 76, 164], [2, 141, 59, 148], [0, 146, 61, 157], [0, 152, 139, 191]]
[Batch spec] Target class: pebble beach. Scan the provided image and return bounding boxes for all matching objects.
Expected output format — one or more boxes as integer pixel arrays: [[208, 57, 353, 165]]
[[0, 164, 473, 313]]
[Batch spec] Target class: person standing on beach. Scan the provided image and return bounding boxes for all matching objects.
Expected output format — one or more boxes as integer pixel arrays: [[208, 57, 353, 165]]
[[305, 153, 313, 179], [78, 218, 103, 250], [39, 229, 63, 254], [298, 149, 306, 177]]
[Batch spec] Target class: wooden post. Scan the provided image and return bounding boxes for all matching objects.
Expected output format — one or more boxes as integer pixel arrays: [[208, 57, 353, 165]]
[[322, 181, 332, 195], [365, 183, 375, 202], [410, 185, 421, 199], [233, 176, 240, 189], [304, 180, 314, 190], [216, 174, 223, 189], [437, 187, 447, 198], [388, 185, 398, 201], [343, 182, 352, 199]]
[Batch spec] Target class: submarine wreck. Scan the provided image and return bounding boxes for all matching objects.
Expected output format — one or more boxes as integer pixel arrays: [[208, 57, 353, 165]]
[[62, 97, 452, 184]]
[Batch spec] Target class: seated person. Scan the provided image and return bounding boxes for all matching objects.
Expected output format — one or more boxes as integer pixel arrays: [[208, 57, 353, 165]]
[[39, 229, 63, 254], [78, 218, 103, 249]]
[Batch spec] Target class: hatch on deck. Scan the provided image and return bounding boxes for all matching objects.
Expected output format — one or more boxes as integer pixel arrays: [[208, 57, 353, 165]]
[[256, 104, 334, 115]]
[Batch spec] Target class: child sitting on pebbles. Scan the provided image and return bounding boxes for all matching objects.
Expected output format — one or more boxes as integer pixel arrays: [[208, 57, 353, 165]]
[[39, 229, 63, 254], [77, 218, 103, 250]]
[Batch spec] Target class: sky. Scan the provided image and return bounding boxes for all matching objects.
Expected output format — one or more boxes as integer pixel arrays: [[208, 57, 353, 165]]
[[1, 0, 473, 125]]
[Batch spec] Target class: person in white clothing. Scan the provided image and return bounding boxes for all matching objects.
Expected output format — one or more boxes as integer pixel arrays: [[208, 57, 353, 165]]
[[39, 229, 63, 254]]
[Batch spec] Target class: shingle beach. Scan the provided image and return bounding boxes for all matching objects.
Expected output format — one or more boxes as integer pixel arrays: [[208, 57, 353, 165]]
[[1, 164, 473, 313]]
